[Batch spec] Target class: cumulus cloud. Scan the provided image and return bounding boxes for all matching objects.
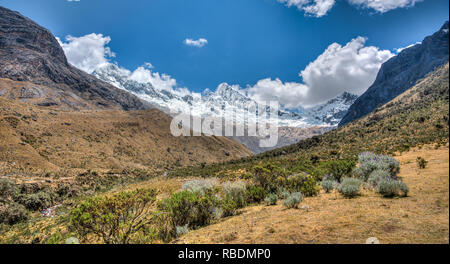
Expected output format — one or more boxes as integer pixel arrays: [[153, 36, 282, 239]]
[[57, 33, 114, 73], [243, 37, 394, 108], [278, 0, 335, 17], [245, 79, 309, 109], [184, 38, 208, 47], [58, 33, 189, 96], [278, 0, 422, 17], [348, 0, 422, 13]]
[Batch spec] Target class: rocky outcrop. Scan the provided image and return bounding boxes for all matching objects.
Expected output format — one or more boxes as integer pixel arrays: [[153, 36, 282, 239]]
[[339, 21, 449, 126], [0, 6, 148, 110]]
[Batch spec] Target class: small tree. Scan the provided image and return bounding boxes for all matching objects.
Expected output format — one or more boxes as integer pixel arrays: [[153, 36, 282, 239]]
[[416, 157, 428, 169], [70, 188, 157, 244]]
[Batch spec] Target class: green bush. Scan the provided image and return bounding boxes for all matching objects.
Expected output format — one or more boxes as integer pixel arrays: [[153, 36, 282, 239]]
[[17, 191, 53, 211], [282, 192, 303, 209], [0, 179, 18, 202], [0, 203, 29, 225], [264, 194, 278, 206], [158, 190, 217, 230], [219, 196, 239, 217], [416, 157, 428, 169], [337, 178, 363, 198], [287, 174, 319, 197], [252, 164, 285, 193], [376, 180, 409, 198], [245, 186, 267, 204], [324, 160, 355, 182], [321, 180, 335, 193], [70, 188, 157, 244], [222, 181, 246, 208]]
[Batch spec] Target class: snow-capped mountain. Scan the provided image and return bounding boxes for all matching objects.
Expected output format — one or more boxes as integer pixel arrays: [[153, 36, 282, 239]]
[[308, 92, 358, 126], [92, 64, 356, 128]]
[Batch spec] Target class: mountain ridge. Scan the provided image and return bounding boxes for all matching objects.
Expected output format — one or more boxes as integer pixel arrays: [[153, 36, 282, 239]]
[[339, 21, 449, 126]]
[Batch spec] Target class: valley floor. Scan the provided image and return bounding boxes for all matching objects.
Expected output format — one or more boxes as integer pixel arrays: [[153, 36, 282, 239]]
[[176, 146, 449, 244]]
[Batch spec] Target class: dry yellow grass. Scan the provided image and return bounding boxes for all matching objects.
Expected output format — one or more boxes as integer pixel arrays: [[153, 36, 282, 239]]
[[178, 145, 449, 244]]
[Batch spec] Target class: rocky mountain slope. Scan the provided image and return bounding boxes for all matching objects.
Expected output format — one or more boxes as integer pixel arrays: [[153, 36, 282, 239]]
[[0, 6, 148, 111], [340, 21, 449, 126]]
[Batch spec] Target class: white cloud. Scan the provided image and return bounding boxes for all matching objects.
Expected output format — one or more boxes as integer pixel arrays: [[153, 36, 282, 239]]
[[278, 0, 423, 17], [348, 0, 422, 13], [245, 79, 309, 109], [184, 38, 208, 47], [278, 0, 335, 17], [58, 33, 190, 96], [395, 41, 421, 53], [57, 33, 114, 74], [299, 36, 394, 105], [67, 0, 80, 2], [243, 37, 394, 108]]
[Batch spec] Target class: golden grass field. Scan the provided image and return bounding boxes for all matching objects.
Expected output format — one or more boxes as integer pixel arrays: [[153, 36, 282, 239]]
[[175, 145, 449, 244], [0, 144, 447, 244]]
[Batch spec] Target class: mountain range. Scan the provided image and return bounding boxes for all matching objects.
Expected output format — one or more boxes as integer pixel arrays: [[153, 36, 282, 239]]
[[92, 63, 358, 128]]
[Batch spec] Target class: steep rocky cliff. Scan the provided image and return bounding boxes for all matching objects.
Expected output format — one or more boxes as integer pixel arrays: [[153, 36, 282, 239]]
[[339, 21, 449, 126]]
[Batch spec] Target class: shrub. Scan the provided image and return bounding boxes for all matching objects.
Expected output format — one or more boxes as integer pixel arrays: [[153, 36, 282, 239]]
[[282, 192, 303, 209], [367, 170, 391, 187], [176, 225, 190, 237], [416, 157, 428, 169], [0, 203, 29, 225], [287, 174, 319, 197], [252, 164, 285, 193], [219, 196, 239, 217], [321, 180, 335, 193], [222, 181, 247, 208], [277, 188, 291, 199], [354, 152, 400, 181], [182, 178, 218, 195], [56, 183, 81, 198], [325, 160, 355, 182], [337, 178, 363, 198], [70, 188, 157, 244], [0, 179, 18, 202], [158, 190, 217, 230], [245, 186, 267, 204], [17, 191, 53, 211], [376, 180, 409, 198], [264, 194, 278, 206]]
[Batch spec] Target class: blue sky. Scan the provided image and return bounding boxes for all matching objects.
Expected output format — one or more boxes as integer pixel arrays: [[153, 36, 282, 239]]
[[0, 0, 448, 107]]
